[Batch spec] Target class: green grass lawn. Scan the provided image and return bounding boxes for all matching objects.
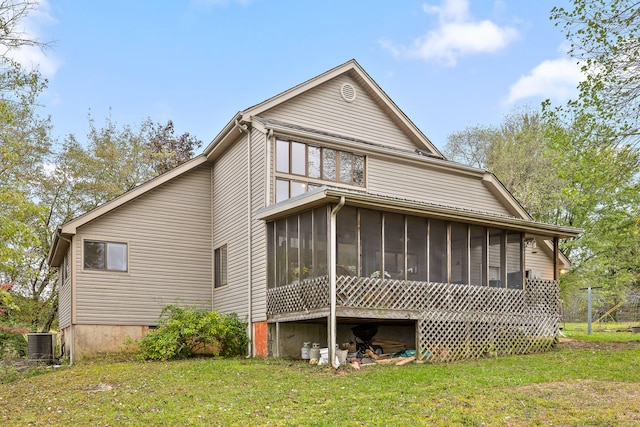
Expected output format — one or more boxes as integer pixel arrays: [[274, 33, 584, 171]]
[[562, 321, 640, 341], [2, 336, 640, 426]]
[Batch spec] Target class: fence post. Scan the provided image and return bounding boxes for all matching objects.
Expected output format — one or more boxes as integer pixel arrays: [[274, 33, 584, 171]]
[[580, 286, 603, 335]]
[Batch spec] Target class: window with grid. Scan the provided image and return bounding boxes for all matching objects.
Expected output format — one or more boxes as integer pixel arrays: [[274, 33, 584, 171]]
[[275, 139, 365, 203]]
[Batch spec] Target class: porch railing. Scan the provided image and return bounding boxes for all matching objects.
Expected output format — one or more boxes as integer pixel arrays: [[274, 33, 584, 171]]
[[267, 276, 560, 362]]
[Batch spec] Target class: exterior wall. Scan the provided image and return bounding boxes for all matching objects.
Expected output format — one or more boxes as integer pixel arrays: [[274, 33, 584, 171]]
[[367, 155, 513, 217], [72, 164, 213, 326], [71, 324, 149, 359], [525, 244, 556, 280], [211, 129, 268, 327], [264, 75, 421, 153], [212, 134, 250, 317], [58, 250, 72, 328]]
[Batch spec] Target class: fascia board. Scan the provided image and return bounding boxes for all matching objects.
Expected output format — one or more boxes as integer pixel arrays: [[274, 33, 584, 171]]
[[348, 64, 443, 158], [47, 228, 69, 267], [202, 113, 242, 157], [241, 59, 442, 157], [241, 61, 359, 119], [256, 187, 582, 239], [481, 173, 533, 219]]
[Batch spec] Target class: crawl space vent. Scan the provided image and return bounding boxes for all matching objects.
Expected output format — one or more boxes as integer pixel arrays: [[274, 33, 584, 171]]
[[340, 83, 357, 102]]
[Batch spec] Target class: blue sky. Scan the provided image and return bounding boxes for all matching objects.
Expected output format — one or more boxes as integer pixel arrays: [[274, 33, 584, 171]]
[[14, 0, 580, 151]]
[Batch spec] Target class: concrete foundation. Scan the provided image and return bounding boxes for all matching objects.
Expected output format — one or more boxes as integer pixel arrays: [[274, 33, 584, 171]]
[[69, 324, 150, 360]]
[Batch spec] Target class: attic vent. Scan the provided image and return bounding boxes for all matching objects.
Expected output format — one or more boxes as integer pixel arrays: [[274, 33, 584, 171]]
[[340, 83, 357, 102]]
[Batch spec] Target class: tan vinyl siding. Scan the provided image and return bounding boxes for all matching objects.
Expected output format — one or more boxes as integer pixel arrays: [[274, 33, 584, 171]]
[[58, 250, 72, 328], [250, 131, 268, 322], [367, 156, 512, 216], [73, 165, 212, 325], [525, 245, 555, 280], [212, 135, 250, 317], [264, 75, 419, 152]]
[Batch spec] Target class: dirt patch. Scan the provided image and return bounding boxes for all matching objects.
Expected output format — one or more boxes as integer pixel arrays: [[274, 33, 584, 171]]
[[558, 337, 640, 350]]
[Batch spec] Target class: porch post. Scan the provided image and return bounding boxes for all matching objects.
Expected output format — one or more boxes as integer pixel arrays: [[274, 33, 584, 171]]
[[329, 197, 345, 368], [275, 321, 280, 358], [553, 237, 559, 281]]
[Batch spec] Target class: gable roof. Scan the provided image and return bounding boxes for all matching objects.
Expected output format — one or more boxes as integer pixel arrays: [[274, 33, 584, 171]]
[[48, 60, 581, 269], [48, 155, 209, 266], [203, 59, 444, 159]]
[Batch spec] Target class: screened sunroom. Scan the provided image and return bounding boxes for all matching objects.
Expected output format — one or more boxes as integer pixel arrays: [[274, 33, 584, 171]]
[[258, 187, 581, 363]]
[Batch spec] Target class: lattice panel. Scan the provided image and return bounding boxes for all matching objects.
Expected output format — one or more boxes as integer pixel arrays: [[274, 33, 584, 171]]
[[268, 276, 561, 363], [417, 279, 560, 362], [336, 276, 430, 310], [267, 276, 330, 315]]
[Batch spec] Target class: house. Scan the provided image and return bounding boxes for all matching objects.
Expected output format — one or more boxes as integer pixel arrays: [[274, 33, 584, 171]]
[[48, 60, 581, 364]]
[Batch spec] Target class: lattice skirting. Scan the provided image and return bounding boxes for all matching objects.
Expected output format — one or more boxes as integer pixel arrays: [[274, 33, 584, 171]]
[[267, 277, 561, 362], [419, 279, 560, 362]]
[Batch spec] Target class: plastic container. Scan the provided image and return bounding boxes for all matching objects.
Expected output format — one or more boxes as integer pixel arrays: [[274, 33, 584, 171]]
[[319, 348, 329, 365]]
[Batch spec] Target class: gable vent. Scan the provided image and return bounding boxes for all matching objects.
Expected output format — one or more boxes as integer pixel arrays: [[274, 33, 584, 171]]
[[340, 83, 357, 102]]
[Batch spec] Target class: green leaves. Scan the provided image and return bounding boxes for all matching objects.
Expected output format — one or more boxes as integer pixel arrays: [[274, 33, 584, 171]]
[[551, 0, 640, 147], [138, 305, 249, 360], [445, 106, 640, 300]]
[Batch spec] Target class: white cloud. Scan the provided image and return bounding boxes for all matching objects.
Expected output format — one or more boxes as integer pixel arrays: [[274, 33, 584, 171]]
[[5, 0, 60, 78], [382, 0, 519, 66], [9, 45, 60, 78], [504, 57, 584, 105]]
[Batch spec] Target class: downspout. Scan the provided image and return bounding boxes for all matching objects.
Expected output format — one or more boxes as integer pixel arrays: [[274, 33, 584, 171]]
[[237, 119, 253, 357], [266, 129, 273, 206], [329, 196, 345, 368]]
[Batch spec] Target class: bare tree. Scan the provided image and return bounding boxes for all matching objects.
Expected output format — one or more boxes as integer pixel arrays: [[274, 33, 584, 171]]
[[0, 0, 47, 54]]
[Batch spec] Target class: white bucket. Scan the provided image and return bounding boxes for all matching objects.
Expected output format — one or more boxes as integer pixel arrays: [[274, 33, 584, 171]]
[[336, 349, 348, 365], [318, 348, 344, 367]]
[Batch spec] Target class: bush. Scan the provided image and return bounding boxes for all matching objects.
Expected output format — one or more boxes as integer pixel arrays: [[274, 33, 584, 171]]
[[0, 331, 27, 359], [138, 305, 249, 360]]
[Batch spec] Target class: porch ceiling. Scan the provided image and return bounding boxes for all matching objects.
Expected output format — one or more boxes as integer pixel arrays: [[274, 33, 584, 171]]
[[255, 186, 582, 239]]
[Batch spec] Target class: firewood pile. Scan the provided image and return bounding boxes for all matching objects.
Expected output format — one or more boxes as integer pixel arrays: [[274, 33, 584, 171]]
[[363, 348, 416, 366], [342, 338, 417, 367]]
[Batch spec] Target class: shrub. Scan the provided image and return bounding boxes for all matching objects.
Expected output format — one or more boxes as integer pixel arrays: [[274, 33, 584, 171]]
[[138, 305, 249, 360], [0, 331, 27, 359]]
